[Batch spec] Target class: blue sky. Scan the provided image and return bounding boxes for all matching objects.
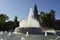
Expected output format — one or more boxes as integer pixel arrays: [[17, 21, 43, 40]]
[[0, 0, 60, 21]]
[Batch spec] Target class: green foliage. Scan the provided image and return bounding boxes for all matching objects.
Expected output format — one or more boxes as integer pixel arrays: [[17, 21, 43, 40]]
[[0, 14, 9, 27], [49, 9, 55, 20], [14, 16, 18, 27], [0, 14, 19, 31], [39, 9, 55, 28], [39, 11, 45, 24]]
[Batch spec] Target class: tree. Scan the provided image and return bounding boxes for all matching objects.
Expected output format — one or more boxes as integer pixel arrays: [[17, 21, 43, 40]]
[[14, 16, 18, 27], [49, 9, 56, 28], [5, 21, 14, 31], [39, 11, 45, 27], [39, 9, 56, 28], [49, 9, 55, 20], [0, 14, 9, 27], [45, 13, 52, 27]]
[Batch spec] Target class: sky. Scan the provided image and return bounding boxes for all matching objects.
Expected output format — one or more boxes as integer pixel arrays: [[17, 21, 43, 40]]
[[0, 0, 60, 21]]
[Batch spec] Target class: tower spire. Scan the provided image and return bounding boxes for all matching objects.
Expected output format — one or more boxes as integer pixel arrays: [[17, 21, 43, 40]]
[[34, 4, 38, 19]]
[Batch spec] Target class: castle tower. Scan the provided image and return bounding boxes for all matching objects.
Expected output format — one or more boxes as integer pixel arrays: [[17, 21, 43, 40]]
[[34, 4, 38, 20]]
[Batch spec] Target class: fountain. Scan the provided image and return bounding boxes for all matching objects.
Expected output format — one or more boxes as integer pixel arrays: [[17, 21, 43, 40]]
[[20, 8, 41, 28], [5, 31, 7, 33], [0, 31, 3, 35], [8, 32, 11, 36], [0, 38, 4, 40], [21, 37, 25, 40], [26, 32, 28, 36], [14, 8, 43, 34], [45, 32, 47, 36]]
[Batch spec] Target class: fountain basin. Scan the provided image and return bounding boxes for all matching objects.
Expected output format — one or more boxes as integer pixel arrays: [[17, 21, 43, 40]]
[[15, 27, 43, 35]]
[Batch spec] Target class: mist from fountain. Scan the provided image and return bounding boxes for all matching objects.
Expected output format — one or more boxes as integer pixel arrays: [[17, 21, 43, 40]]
[[20, 8, 41, 28]]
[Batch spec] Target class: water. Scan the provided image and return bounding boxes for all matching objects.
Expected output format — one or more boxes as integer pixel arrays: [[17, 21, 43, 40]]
[[26, 32, 28, 36], [0, 31, 3, 35], [21, 37, 25, 40], [0, 32, 60, 40], [8, 32, 11, 36], [45, 32, 47, 36], [55, 36, 60, 40], [5, 31, 7, 33], [20, 8, 41, 28], [0, 38, 4, 40]]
